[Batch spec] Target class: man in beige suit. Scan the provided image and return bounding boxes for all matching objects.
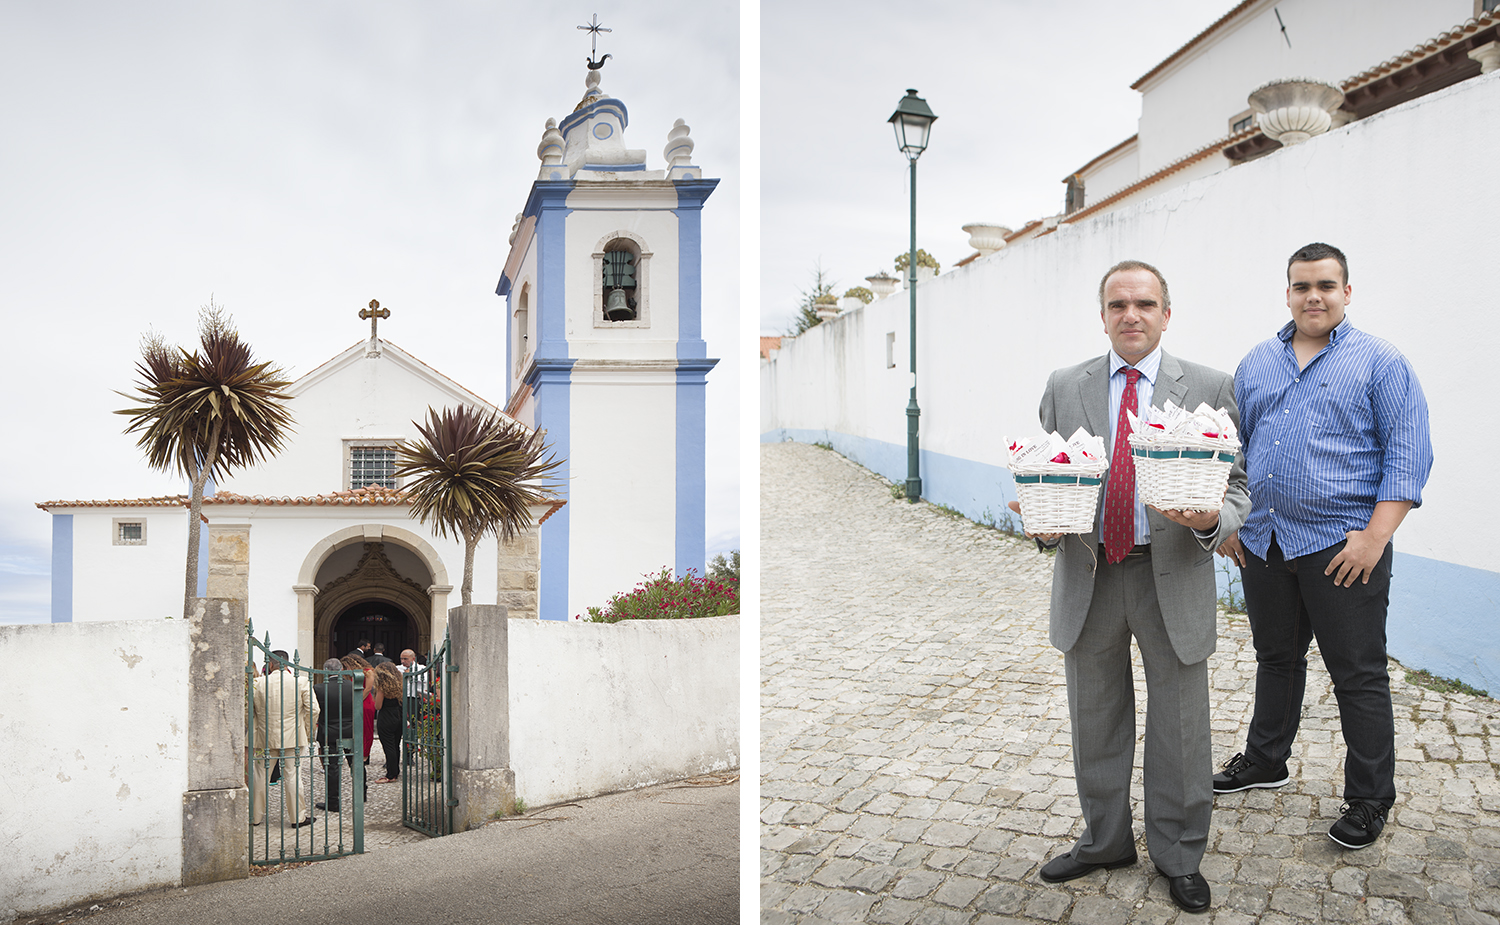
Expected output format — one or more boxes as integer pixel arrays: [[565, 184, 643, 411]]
[[250, 650, 319, 827]]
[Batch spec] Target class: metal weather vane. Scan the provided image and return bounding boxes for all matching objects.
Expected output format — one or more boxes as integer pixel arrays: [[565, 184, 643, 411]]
[[578, 14, 612, 70]]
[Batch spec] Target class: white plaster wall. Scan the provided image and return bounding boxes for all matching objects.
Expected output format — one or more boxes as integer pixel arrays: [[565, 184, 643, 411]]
[[1078, 138, 1140, 205], [764, 71, 1500, 575], [1136, 0, 1471, 175], [229, 345, 504, 499], [507, 231, 539, 413], [71, 509, 189, 622], [507, 614, 738, 807], [0, 620, 191, 922], [220, 508, 468, 653], [563, 188, 682, 359], [566, 369, 677, 617]]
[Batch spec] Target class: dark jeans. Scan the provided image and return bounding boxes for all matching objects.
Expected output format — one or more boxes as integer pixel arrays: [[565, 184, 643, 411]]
[[319, 743, 365, 809], [1241, 535, 1396, 804]]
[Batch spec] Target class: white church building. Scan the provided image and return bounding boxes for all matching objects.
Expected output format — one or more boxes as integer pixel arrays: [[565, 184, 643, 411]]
[[39, 62, 719, 659]]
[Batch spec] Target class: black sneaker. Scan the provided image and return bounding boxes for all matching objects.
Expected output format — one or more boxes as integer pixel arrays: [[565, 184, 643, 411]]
[[1212, 752, 1290, 794], [1328, 800, 1389, 849]]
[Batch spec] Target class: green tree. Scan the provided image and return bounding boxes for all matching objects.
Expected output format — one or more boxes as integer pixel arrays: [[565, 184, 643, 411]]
[[787, 264, 838, 336], [117, 301, 295, 619], [395, 406, 562, 607], [893, 249, 941, 274]]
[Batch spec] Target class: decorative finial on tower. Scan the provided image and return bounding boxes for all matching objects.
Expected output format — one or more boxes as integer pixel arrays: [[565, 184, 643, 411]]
[[578, 14, 612, 70], [664, 119, 699, 180], [537, 117, 565, 180], [360, 299, 390, 356]]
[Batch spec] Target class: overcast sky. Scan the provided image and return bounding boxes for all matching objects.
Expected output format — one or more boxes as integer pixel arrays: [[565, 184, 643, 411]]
[[760, 0, 1238, 334], [0, 1, 738, 623]]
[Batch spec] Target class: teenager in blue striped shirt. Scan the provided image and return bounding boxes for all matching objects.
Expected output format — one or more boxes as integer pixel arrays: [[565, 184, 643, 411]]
[[1211, 242, 1432, 850]]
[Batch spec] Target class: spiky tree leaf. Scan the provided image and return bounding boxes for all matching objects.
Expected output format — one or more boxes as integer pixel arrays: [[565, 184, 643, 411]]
[[115, 301, 295, 618], [394, 405, 562, 606]]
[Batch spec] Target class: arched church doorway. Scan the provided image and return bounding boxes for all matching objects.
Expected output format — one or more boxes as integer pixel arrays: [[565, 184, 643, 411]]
[[329, 599, 417, 662], [311, 540, 436, 666]]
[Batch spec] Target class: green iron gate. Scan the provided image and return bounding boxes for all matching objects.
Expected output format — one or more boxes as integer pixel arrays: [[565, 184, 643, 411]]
[[246, 623, 364, 864], [401, 629, 453, 836]]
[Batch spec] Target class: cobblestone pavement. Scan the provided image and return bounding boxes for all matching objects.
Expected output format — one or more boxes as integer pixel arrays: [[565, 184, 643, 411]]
[[250, 736, 430, 864], [761, 441, 1500, 925]]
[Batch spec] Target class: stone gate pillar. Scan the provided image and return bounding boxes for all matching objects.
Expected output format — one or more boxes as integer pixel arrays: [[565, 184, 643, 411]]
[[448, 604, 515, 830], [182, 597, 250, 885]]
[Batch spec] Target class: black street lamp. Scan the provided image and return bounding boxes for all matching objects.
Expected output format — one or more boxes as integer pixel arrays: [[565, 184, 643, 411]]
[[889, 89, 936, 503]]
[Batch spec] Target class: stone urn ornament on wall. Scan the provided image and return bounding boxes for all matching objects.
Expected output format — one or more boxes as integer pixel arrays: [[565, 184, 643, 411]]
[[961, 223, 1012, 257], [1248, 78, 1345, 146]]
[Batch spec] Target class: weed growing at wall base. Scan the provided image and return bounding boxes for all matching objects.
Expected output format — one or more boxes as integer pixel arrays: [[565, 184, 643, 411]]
[[581, 567, 739, 623], [1404, 668, 1489, 699]]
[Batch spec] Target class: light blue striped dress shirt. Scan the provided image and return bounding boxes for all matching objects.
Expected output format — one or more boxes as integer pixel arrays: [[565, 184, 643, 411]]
[[1105, 348, 1160, 547], [1235, 319, 1432, 560]]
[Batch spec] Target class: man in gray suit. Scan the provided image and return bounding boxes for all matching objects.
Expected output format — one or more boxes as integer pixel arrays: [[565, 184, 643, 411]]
[[1013, 260, 1248, 913]]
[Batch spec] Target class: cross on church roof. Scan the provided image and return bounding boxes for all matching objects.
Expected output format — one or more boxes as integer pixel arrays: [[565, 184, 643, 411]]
[[360, 299, 390, 344], [578, 14, 612, 70]]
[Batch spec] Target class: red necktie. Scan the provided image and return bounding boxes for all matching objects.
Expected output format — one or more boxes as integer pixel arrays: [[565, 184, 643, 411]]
[[1103, 368, 1140, 564]]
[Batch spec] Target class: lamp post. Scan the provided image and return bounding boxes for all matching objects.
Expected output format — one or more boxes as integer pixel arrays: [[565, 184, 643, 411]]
[[889, 89, 936, 503]]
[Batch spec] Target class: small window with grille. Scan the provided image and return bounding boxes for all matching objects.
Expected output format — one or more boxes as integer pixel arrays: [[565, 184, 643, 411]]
[[348, 443, 398, 490], [1230, 110, 1255, 134], [113, 519, 147, 546]]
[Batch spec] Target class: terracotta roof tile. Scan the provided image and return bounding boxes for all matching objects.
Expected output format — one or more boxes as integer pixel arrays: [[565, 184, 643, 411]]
[[37, 495, 189, 510], [1060, 125, 1257, 226], [1341, 10, 1498, 93]]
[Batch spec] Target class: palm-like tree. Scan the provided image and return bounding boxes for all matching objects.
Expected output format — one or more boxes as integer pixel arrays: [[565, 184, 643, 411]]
[[395, 406, 562, 607], [117, 302, 295, 618]]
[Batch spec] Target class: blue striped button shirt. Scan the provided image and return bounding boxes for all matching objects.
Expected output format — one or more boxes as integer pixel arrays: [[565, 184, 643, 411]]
[[1235, 318, 1432, 560], [1104, 348, 1160, 547]]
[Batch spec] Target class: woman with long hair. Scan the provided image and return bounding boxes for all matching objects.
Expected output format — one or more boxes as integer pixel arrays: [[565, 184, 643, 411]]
[[372, 662, 404, 783], [340, 653, 379, 766]]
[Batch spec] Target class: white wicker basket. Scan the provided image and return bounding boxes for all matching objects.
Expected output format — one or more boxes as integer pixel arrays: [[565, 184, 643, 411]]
[[1128, 436, 1237, 512], [1012, 463, 1107, 534]]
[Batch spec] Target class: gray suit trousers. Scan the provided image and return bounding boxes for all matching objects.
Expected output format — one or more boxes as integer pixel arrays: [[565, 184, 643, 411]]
[[1064, 551, 1212, 876]]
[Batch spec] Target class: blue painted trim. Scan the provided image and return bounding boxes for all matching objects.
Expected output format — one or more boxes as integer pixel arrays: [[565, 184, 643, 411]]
[[533, 188, 573, 365], [531, 362, 574, 621], [1387, 553, 1500, 694], [559, 97, 629, 135], [671, 178, 718, 362], [51, 514, 72, 623], [675, 360, 718, 579], [497, 181, 573, 297]]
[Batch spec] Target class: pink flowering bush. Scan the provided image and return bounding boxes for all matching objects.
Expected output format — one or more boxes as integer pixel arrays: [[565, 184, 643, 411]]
[[582, 567, 739, 623]]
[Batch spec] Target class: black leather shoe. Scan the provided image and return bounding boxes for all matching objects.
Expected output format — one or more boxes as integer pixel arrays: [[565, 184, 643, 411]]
[[1038, 849, 1138, 883], [1156, 868, 1210, 913], [292, 818, 313, 829], [315, 801, 341, 812]]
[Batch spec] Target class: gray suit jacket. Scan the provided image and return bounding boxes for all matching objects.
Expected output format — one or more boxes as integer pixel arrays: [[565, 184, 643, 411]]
[[1040, 350, 1249, 665]]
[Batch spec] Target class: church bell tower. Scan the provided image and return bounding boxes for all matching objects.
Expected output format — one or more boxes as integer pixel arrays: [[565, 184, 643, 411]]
[[496, 53, 718, 621]]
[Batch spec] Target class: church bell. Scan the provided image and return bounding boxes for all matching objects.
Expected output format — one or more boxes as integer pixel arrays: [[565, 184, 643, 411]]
[[604, 287, 636, 321]]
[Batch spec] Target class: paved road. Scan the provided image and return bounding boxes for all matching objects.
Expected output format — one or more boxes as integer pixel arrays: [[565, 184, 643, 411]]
[[761, 441, 1500, 924], [23, 772, 738, 925]]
